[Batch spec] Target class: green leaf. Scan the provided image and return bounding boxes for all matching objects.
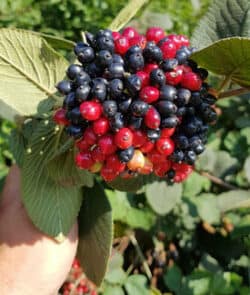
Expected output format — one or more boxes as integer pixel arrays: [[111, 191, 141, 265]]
[[109, 0, 148, 31], [191, 37, 250, 87], [182, 271, 212, 295], [145, 182, 182, 215], [217, 190, 250, 212], [191, 0, 250, 49], [0, 28, 68, 121], [21, 120, 82, 240], [199, 254, 222, 273], [77, 183, 112, 286], [163, 265, 182, 293], [195, 194, 221, 224], [47, 148, 94, 188], [106, 190, 155, 230], [108, 175, 144, 192], [183, 172, 211, 197], [124, 274, 149, 295], [211, 272, 242, 294], [105, 268, 127, 284], [103, 285, 125, 295], [35, 31, 75, 51], [9, 129, 26, 167], [231, 215, 250, 238]]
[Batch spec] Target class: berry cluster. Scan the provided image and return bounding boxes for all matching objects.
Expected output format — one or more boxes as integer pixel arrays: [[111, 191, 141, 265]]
[[61, 259, 97, 295], [54, 27, 217, 183]]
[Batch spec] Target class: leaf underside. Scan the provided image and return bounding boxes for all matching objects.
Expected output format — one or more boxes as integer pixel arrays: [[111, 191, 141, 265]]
[[21, 120, 82, 240], [0, 28, 68, 121]]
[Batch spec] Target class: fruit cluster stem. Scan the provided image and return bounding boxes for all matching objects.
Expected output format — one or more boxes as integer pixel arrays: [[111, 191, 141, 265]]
[[218, 87, 250, 99]]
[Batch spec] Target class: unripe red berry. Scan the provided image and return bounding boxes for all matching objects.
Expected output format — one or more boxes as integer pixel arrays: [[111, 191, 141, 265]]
[[76, 138, 89, 151], [148, 149, 166, 164], [154, 160, 171, 177], [143, 63, 158, 73], [161, 127, 176, 138], [115, 36, 130, 55], [75, 151, 94, 169], [100, 165, 118, 182], [93, 117, 110, 136], [167, 34, 182, 49], [112, 31, 121, 41], [146, 27, 165, 43], [144, 107, 161, 129], [160, 40, 177, 59], [138, 157, 153, 175], [91, 146, 106, 162], [106, 154, 126, 173], [140, 140, 155, 153], [181, 72, 202, 91], [129, 35, 147, 49], [122, 27, 139, 39], [80, 101, 102, 121], [83, 127, 97, 145], [156, 137, 175, 156], [136, 71, 150, 87], [132, 130, 147, 147], [165, 65, 183, 85], [98, 134, 117, 155], [140, 86, 159, 103], [53, 108, 69, 125], [114, 127, 133, 149]]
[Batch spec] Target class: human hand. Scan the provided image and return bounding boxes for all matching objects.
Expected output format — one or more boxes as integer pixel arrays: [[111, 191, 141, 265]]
[[0, 165, 78, 295]]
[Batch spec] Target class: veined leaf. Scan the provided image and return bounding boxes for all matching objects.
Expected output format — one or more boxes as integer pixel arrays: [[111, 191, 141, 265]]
[[109, 0, 148, 31], [21, 120, 82, 241], [191, 0, 250, 49], [77, 183, 112, 286], [0, 28, 68, 121], [191, 37, 250, 87]]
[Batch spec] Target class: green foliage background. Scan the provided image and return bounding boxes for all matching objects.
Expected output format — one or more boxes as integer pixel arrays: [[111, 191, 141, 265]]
[[0, 0, 249, 294]]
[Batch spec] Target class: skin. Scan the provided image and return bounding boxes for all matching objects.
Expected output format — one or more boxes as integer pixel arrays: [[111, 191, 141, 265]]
[[0, 165, 78, 295]]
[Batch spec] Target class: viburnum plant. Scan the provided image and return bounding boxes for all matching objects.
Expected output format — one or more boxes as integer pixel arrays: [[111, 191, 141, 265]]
[[1, 0, 250, 287]]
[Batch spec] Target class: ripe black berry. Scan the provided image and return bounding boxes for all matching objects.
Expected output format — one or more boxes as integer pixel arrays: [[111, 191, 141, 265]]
[[126, 52, 144, 72], [96, 36, 114, 52], [161, 116, 178, 128], [159, 85, 177, 101], [110, 112, 125, 131], [131, 100, 149, 117], [109, 79, 124, 98], [63, 92, 77, 110], [67, 64, 83, 80], [156, 100, 177, 116], [143, 42, 163, 63], [57, 80, 72, 95], [107, 63, 124, 78], [161, 58, 178, 71], [150, 69, 166, 87], [75, 85, 91, 102], [97, 50, 113, 66], [146, 128, 161, 141], [103, 100, 118, 117], [118, 146, 135, 163], [77, 46, 95, 63]]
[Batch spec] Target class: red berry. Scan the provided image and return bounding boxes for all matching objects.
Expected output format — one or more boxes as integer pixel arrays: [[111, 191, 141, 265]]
[[93, 117, 110, 136], [122, 27, 139, 39], [181, 72, 202, 91], [53, 108, 69, 125], [132, 130, 147, 147], [148, 149, 166, 164], [181, 64, 192, 73], [140, 86, 159, 103], [91, 146, 106, 162], [144, 107, 161, 129], [80, 101, 102, 121], [106, 154, 126, 173], [143, 63, 158, 73], [156, 137, 175, 156], [154, 160, 171, 177], [76, 138, 89, 151], [136, 71, 149, 87], [112, 31, 121, 41], [129, 35, 147, 49], [98, 134, 117, 155], [161, 127, 176, 138], [140, 140, 155, 153], [83, 127, 97, 145], [167, 34, 182, 49], [146, 27, 165, 43], [165, 65, 183, 85], [160, 40, 177, 59], [115, 36, 129, 55], [75, 152, 94, 169], [179, 34, 190, 47], [100, 165, 118, 182], [114, 128, 133, 149]]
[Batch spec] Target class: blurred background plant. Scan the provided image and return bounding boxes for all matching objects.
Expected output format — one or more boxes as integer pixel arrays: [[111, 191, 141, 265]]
[[0, 0, 249, 294]]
